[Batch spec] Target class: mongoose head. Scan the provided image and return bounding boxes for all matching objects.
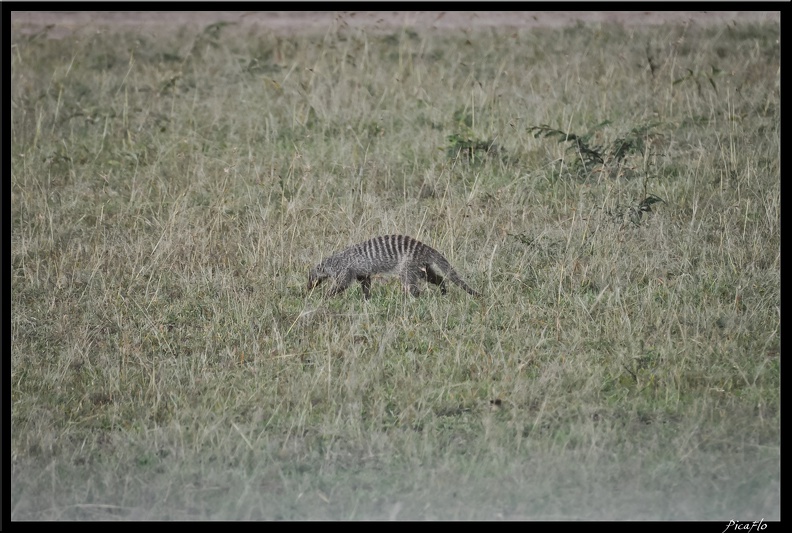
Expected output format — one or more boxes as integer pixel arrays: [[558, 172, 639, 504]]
[[307, 264, 328, 292]]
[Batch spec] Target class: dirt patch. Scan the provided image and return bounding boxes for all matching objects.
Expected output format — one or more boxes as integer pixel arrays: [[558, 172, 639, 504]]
[[10, 10, 780, 39]]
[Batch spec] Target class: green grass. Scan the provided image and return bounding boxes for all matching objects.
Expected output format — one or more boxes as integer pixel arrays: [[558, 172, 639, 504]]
[[11, 20, 779, 520]]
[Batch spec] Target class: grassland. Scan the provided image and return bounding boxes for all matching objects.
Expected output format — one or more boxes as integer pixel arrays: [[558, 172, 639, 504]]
[[10, 19, 780, 520]]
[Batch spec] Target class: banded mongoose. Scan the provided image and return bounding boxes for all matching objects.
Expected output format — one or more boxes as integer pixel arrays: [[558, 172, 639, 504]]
[[307, 234, 480, 299]]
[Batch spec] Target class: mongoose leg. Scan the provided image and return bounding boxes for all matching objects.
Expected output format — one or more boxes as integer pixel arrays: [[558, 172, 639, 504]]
[[327, 271, 355, 297], [358, 275, 372, 299], [403, 271, 423, 297], [425, 265, 447, 294]]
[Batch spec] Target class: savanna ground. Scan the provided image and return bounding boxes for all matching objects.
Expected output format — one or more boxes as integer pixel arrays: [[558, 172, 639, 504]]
[[10, 11, 780, 520]]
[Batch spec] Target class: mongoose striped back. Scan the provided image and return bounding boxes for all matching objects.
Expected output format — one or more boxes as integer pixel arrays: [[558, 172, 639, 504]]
[[308, 235, 480, 299]]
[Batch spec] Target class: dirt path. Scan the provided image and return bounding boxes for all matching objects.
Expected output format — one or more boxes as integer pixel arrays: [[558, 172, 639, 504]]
[[11, 10, 780, 38]]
